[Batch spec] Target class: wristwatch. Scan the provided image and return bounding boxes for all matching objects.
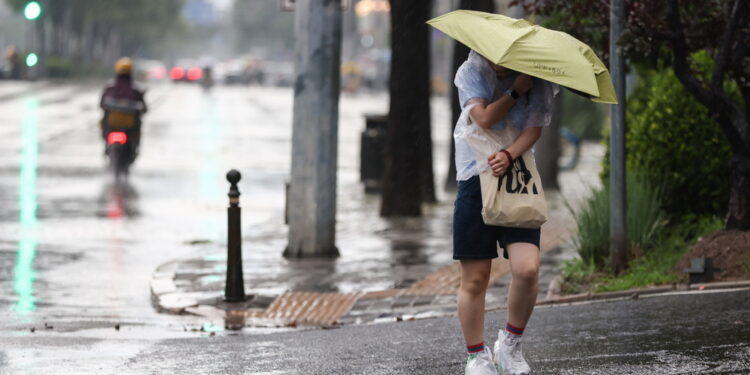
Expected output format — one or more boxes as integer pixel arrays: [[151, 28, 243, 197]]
[[504, 89, 519, 100]]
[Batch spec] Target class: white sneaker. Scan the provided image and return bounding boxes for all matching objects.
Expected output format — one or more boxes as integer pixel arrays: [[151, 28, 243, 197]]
[[494, 332, 531, 375], [465, 346, 499, 375]]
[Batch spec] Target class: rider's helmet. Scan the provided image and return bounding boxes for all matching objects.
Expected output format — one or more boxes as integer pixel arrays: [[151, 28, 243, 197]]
[[114, 57, 134, 75]]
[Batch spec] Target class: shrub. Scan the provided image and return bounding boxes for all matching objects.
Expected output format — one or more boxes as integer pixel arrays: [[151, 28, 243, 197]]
[[568, 172, 667, 268], [568, 184, 609, 267], [602, 51, 734, 219]]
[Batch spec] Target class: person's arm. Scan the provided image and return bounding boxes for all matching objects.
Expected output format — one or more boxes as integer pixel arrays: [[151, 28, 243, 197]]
[[487, 126, 542, 177], [467, 96, 514, 129], [469, 73, 533, 129], [99, 88, 108, 110]]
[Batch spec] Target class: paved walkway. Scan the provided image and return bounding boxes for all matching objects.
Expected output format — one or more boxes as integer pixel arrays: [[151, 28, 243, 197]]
[[149, 116, 605, 329]]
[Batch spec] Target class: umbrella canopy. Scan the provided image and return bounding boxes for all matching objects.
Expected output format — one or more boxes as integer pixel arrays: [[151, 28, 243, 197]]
[[427, 10, 617, 104]]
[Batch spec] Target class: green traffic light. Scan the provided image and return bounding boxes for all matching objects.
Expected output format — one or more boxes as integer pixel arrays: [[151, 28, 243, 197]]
[[26, 53, 38, 67], [24, 1, 41, 20]]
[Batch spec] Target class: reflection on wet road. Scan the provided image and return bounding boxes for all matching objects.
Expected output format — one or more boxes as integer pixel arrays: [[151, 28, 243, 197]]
[[13, 98, 39, 316]]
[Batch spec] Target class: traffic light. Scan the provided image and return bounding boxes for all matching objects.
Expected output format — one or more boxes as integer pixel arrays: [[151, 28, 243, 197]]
[[23, 1, 41, 20], [26, 53, 38, 67]]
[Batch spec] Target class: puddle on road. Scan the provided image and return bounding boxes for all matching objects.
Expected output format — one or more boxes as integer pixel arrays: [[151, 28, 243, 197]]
[[200, 322, 224, 333]]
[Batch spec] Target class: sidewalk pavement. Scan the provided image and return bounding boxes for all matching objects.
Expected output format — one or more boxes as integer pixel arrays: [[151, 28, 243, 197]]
[[151, 207, 574, 328], [150, 142, 604, 330]]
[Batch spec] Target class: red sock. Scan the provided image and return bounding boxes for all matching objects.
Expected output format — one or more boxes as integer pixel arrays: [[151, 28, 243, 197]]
[[467, 342, 485, 355], [505, 322, 524, 336]]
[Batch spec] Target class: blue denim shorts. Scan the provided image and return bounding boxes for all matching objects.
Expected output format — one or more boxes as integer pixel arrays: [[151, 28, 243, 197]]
[[453, 175, 541, 260]]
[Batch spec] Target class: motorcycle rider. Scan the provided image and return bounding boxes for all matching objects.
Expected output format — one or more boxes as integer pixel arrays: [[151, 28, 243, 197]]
[[100, 57, 147, 161]]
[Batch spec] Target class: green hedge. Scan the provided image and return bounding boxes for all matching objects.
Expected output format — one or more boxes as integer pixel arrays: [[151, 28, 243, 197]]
[[46, 56, 75, 78], [602, 51, 733, 219], [46, 56, 110, 79]]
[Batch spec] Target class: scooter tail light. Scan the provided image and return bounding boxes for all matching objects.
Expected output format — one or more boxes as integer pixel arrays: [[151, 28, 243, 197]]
[[107, 132, 128, 145]]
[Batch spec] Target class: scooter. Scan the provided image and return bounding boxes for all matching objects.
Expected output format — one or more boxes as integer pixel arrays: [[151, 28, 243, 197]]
[[101, 98, 144, 182], [105, 130, 134, 181]]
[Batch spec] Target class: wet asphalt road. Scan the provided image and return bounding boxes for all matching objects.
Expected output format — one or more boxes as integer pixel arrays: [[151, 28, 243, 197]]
[[105, 288, 750, 374], [3, 287, 747, 374]]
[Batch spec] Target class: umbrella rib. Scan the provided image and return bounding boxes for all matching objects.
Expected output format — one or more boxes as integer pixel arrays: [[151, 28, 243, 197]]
[[495, 28, 535, 65]]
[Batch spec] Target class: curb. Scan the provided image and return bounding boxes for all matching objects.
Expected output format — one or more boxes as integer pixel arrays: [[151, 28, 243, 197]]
[[539, 279, 750, 306]]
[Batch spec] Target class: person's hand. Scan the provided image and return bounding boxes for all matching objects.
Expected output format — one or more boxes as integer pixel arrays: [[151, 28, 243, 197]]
[[488, 151, 512, 177], [512, 74, 534, 95]]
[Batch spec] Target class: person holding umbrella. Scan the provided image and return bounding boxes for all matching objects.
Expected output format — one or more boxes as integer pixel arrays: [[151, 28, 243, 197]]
[[428, 10, 618, 375], [453, 50, 556, 375]]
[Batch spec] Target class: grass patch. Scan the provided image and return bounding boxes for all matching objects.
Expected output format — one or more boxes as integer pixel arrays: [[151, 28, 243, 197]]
[[742, 256, 750, 278], [561, 216, 724, 293]]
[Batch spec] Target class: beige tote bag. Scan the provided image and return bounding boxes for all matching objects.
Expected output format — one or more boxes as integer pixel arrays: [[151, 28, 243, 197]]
[[479, 151, 547, 228]]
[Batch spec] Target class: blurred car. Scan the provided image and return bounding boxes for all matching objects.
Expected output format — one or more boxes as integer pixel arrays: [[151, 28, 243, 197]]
[[217, 58, 264, 86], [169, 59, 203, 83], [262, 60, 294, 87], [135, 59, 167, 82], [219, 59, 246, 85]]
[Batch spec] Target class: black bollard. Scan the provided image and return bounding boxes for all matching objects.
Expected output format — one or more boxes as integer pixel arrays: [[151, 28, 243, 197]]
[[224, 169, 246, 302]]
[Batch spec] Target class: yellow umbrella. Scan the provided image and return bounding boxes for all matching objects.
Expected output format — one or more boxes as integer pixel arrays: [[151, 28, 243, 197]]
[[428, 10, 617, 104]]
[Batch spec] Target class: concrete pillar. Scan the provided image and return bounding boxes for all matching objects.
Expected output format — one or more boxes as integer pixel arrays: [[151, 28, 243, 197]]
[[284, 0, 342, 258]]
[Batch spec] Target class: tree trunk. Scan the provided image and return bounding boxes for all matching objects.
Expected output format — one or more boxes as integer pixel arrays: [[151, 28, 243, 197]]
[[535, 94, 561, 190], [381, 0, 432, 216], [726, 153, 750, 230], [445, 0, 495, 191], [419, 0, 436, 204]]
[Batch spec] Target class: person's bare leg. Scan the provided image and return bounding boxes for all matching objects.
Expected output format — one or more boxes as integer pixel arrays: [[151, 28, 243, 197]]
[[495, 243, 538, 374], [506, 243, 540, 329], [458, 259, 492, 345]]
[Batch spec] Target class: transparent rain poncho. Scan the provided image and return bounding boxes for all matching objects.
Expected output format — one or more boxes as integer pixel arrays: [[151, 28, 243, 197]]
[[453, 50, 559, 181]]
